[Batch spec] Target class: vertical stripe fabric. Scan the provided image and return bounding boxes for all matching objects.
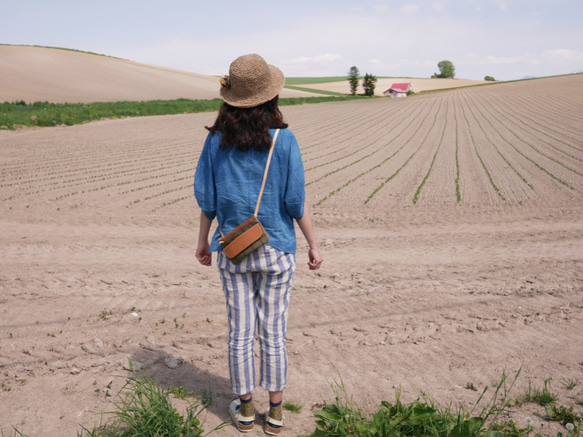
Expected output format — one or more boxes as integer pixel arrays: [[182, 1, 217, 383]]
[[218, 245, 296, 395]]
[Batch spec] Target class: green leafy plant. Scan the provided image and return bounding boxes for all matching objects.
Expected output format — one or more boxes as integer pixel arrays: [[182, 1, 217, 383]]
[[561, 378, 579, 390], [544, 404, 580, 426], [310, 368, 532, 437], [77, 376, 226, 436], [523, 378, 558, 406]]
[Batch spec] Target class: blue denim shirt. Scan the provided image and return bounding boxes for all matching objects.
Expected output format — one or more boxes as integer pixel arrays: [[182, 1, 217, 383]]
[[194, 128, 305, 254]]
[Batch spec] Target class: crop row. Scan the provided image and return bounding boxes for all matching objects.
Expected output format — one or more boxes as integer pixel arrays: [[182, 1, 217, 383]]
[[1, 75, 581, 221], [290, 76, 583, 211]]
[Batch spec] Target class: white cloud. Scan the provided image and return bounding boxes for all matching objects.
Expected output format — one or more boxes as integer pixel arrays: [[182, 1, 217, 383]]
[[373, 2, 392, 13], [462, 49, 583, 67], [400, 4, 420, 13], [466, 0, 481, 12], [283, 53, 342, 65], [543, 48, 583, 63], [432, 2, 445, 11]]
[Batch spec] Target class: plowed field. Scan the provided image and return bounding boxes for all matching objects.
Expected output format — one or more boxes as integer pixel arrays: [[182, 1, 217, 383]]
[[1, 75, 582, 436]]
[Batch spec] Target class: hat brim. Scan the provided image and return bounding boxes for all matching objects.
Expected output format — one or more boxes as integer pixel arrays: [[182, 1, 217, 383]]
[[221, 64, 285, 108]]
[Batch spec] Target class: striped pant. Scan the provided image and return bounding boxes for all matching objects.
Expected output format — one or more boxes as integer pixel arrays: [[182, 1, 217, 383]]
[[217, 245, 296, 395]]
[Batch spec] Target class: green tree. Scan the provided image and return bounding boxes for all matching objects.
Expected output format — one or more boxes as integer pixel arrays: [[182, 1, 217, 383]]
[[347, 66, 359, 95], [484, 75, 496, 81], [433, 60, 455, 78], [362, 73, 377, 96]]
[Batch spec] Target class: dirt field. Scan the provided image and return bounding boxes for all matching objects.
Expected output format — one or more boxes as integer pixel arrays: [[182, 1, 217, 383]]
[[0, 46, 319, 103], [1, 74, 582, 436], [299, 77, 488, 95]]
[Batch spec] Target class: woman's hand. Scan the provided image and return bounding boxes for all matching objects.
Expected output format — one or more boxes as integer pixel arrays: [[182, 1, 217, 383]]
[[196, 212, 213, 266], [196, 241, 212, 266], [307, 247, 323, 270], [297, 201, 323, 271]]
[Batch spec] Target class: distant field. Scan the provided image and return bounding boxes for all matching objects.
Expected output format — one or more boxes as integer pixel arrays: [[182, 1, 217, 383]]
[[298, 77, 490, 95], [286, 75, 490, 96], [285, 77, 348, 85]]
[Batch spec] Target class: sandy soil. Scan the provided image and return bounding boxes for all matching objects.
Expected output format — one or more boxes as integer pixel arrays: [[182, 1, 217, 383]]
[[0, 46, 320, 103], [1, 58, 582, 436]]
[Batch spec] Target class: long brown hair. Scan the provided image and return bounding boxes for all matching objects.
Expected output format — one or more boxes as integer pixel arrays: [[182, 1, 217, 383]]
[[206, 96, 288, 152]]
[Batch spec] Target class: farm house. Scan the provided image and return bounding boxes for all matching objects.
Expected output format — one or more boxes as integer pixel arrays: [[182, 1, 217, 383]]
[[383, 82, 412, 97]]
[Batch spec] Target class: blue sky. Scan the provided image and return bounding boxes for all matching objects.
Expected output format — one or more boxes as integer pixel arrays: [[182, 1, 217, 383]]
[[2, 0, 582, 81]]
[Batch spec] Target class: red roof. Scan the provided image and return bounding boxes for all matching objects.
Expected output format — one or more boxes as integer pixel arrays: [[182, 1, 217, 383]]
[[390, 83, 411, 91]]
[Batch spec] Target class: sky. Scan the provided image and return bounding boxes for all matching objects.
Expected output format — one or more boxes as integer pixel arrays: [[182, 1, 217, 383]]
[[2, 0, 583, 81]]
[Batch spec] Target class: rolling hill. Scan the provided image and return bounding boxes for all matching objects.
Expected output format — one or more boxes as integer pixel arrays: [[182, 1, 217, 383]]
[[0, 45, 320, 103]]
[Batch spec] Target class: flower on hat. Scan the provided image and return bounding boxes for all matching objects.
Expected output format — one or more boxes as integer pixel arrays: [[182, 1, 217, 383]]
[[219, 74, 230, 88]]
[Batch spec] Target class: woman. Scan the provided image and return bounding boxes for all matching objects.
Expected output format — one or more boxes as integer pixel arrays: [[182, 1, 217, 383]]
[[194, 53, 323, 435]]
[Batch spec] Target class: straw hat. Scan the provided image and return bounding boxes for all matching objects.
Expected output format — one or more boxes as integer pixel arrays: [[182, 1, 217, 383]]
[[220, 54, 285, 108]]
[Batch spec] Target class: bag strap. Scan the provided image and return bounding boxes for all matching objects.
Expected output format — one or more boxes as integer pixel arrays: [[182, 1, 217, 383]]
[[254, 128, 280, 216], [218, 129, 280, 238]]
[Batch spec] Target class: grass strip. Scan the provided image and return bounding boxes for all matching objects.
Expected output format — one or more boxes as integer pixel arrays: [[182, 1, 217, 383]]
[[311, 367, 583, 437], [0, 96, 366, 130], [285, 76, 350, 85], [284, 85, 346, 96]]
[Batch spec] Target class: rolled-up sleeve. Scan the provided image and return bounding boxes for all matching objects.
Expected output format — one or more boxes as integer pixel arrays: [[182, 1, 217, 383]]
[[283, 135, 305, 219], [194, 135, 217, 221]]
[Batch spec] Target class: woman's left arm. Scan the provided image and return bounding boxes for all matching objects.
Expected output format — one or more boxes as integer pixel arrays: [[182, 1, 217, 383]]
[[196, 212, 213, 266]]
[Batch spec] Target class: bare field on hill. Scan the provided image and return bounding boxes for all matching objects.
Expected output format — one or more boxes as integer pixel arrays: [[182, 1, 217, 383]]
[[0, 45, 319, 103], [1, 75, 583, 436], [299, 77, 488, 95]]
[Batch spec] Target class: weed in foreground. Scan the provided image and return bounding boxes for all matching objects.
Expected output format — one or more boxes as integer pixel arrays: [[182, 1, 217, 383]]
[[77, 376, 226, 437], [561, 378, 579, 391], [311, 378, 455, 436], [284, 402, 303, 413], [0, 429, 27, 437], [309, 367, 581, 437], [522, 378, 558, 406]]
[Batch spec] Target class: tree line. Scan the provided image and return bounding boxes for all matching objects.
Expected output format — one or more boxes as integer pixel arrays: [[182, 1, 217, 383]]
[[348, 66, 377, 96], [347, 60, 496, 95]]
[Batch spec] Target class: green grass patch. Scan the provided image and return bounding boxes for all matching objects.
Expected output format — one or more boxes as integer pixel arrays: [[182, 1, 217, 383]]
[[521, 379, 558, 406], [77, 375, 226, 436], [310, 369, 582, 437], [283, 402, 303, 413], [285, 76, 350, 85], [284, 85, 346, 96], [0, 96, 372, 130]]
